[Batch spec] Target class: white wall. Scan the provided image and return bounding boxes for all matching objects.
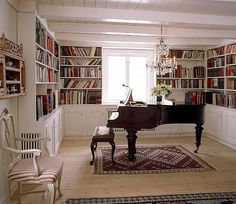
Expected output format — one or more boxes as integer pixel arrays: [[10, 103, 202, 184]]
[[0, 0, 18, 203]]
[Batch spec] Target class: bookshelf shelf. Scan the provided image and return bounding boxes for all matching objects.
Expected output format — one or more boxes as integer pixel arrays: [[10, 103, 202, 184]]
[[154, 49, 206, 105], [60, 46, 102, 105], [156, 49, 206, 92], [16, 10, 63, 156], [206, 44, 236, 109], [35, 16, 59, 120]]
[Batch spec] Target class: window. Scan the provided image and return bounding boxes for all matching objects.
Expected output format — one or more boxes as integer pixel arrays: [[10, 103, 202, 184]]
[[103, 49, 154, 104]]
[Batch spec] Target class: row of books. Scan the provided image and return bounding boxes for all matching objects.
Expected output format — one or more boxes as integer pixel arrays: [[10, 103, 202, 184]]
[[60, 46, 101, 57], [60, 90, 85, 104], [207, 68, 224, 77], [226, 66, 236, 76], [185, 91, 205, 104], [36, 18, 58, 56], [207, 46, 225, 58], [185, 91, 236, 108], [177, 65, 205, 78], [36, 89, 55, 120], [207, 78, 224, 89], [36, 48, 59, 69], [226, 43, 236, 54], [61, 66, 102, 78], [205, 92, 236, 108], [46, 35, 54, 55], [207, 57, 225, 68], [36, 18, 46, 49], [226, 54, 236, 65], [47, 54, 59, 69], [60, 90, 101, 104], [63, 79, 102, 89], [36, 48, 47, 64], [158, 79, 205, 89], [158, 65, 205, 78], [226, 79, 236, 90], [207, 66, 236, 77], [169, 50, 205, 59], [181, 79, 205, 89], [60, 58, 102, 66], [36, 64, 58, 82]]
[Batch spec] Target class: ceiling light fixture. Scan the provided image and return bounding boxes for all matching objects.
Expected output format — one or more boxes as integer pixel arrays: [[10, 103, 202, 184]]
[[147, 25, 177, 76]]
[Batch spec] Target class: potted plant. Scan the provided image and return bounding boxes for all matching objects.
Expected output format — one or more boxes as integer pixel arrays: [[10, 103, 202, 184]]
[[151, 84, 172, 103]]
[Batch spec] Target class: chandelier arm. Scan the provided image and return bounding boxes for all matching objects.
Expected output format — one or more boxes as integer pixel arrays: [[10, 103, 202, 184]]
[[146, 25, 177, 76]]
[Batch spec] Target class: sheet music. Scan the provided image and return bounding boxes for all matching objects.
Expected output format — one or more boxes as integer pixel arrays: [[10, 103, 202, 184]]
[[109, 112, 119, 120]]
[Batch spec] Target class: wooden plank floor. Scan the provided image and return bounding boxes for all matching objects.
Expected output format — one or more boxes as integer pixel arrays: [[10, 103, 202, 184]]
[[18, 134, 236, 203]]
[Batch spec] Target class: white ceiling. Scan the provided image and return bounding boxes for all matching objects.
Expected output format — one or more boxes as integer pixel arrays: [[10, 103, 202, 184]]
[[29, 0, 236, 49]]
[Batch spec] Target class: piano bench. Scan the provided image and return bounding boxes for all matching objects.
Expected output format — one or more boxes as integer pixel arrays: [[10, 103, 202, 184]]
[[90, 126, 115, 165]]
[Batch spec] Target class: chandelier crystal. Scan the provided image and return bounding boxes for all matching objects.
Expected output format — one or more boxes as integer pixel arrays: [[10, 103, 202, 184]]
[[147, 26, 177, 76]]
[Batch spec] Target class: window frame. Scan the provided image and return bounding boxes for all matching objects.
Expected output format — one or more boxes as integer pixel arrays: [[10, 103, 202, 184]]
[[102, 48, 154, 105]]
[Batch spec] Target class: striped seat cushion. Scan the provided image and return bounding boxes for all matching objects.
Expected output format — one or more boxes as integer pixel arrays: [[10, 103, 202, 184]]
[[8, 156, 63, 184]]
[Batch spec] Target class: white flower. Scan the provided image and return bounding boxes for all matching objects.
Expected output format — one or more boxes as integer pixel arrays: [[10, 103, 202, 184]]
[[151, 84, 172, 97]]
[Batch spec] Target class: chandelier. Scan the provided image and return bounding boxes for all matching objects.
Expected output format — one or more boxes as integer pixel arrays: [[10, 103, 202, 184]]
[[147, 26, 177, 76]]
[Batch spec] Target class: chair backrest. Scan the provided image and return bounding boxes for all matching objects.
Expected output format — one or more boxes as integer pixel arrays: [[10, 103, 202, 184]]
[[0, 108, 21, 170]]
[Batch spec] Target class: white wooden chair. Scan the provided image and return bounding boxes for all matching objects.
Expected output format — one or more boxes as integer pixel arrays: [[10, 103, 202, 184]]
[[0, 108, 63, 204]]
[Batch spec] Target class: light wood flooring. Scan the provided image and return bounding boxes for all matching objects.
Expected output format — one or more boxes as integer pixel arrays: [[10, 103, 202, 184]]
[[16, 134, 236, 203]]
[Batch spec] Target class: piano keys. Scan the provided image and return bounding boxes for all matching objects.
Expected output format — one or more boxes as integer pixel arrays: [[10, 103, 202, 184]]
[[107, 103, 205, 161]]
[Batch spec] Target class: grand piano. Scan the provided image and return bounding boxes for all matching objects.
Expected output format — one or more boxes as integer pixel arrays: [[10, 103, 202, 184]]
[[107, 103, 205, 161]]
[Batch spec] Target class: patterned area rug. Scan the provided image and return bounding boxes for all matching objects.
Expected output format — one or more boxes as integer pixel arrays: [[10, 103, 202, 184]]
[[94, 145, 215, 174], [65, 192, 236, 204]]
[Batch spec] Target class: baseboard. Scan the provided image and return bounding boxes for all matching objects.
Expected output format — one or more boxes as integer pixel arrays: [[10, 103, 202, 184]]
[[205, 133, 236, 150]]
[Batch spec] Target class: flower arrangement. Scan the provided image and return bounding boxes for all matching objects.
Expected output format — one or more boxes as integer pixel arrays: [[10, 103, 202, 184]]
[[151, 84, 172, 97]]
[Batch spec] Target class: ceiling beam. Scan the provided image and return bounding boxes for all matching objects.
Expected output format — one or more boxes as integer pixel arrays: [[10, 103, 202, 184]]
[[55, 32, 227, 48], [48, 21, 236, 40], [37, 5, 236, 27]]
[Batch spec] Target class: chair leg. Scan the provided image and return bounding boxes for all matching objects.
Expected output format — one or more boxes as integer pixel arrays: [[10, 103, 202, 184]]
[[90, 142, 96, 165], [57, 173, 63, 198], [48, 183, 56, 204], [6, 181, 11, 204], [17, 182, 22, 204], [110, 142, 116, 163], [42, 190, 48, 204]]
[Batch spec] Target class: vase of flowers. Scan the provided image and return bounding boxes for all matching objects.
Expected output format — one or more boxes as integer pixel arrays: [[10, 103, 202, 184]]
[[151, 84, 172, 104]]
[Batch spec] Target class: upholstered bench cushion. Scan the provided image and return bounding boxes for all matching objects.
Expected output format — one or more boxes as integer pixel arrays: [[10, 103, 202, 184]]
[[94, 126, 111, 136], [92, 126, 114, 143], [8, 156, 63, 184]]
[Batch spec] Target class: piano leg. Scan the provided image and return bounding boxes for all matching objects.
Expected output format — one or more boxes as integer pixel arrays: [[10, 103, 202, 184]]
[[125, 128, 138, 161], [194, 123, 204, 153]]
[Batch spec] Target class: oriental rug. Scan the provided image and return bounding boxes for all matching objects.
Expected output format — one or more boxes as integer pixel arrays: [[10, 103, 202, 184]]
[[94, 145, 215, 174], [65, 192, 236, 204]]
